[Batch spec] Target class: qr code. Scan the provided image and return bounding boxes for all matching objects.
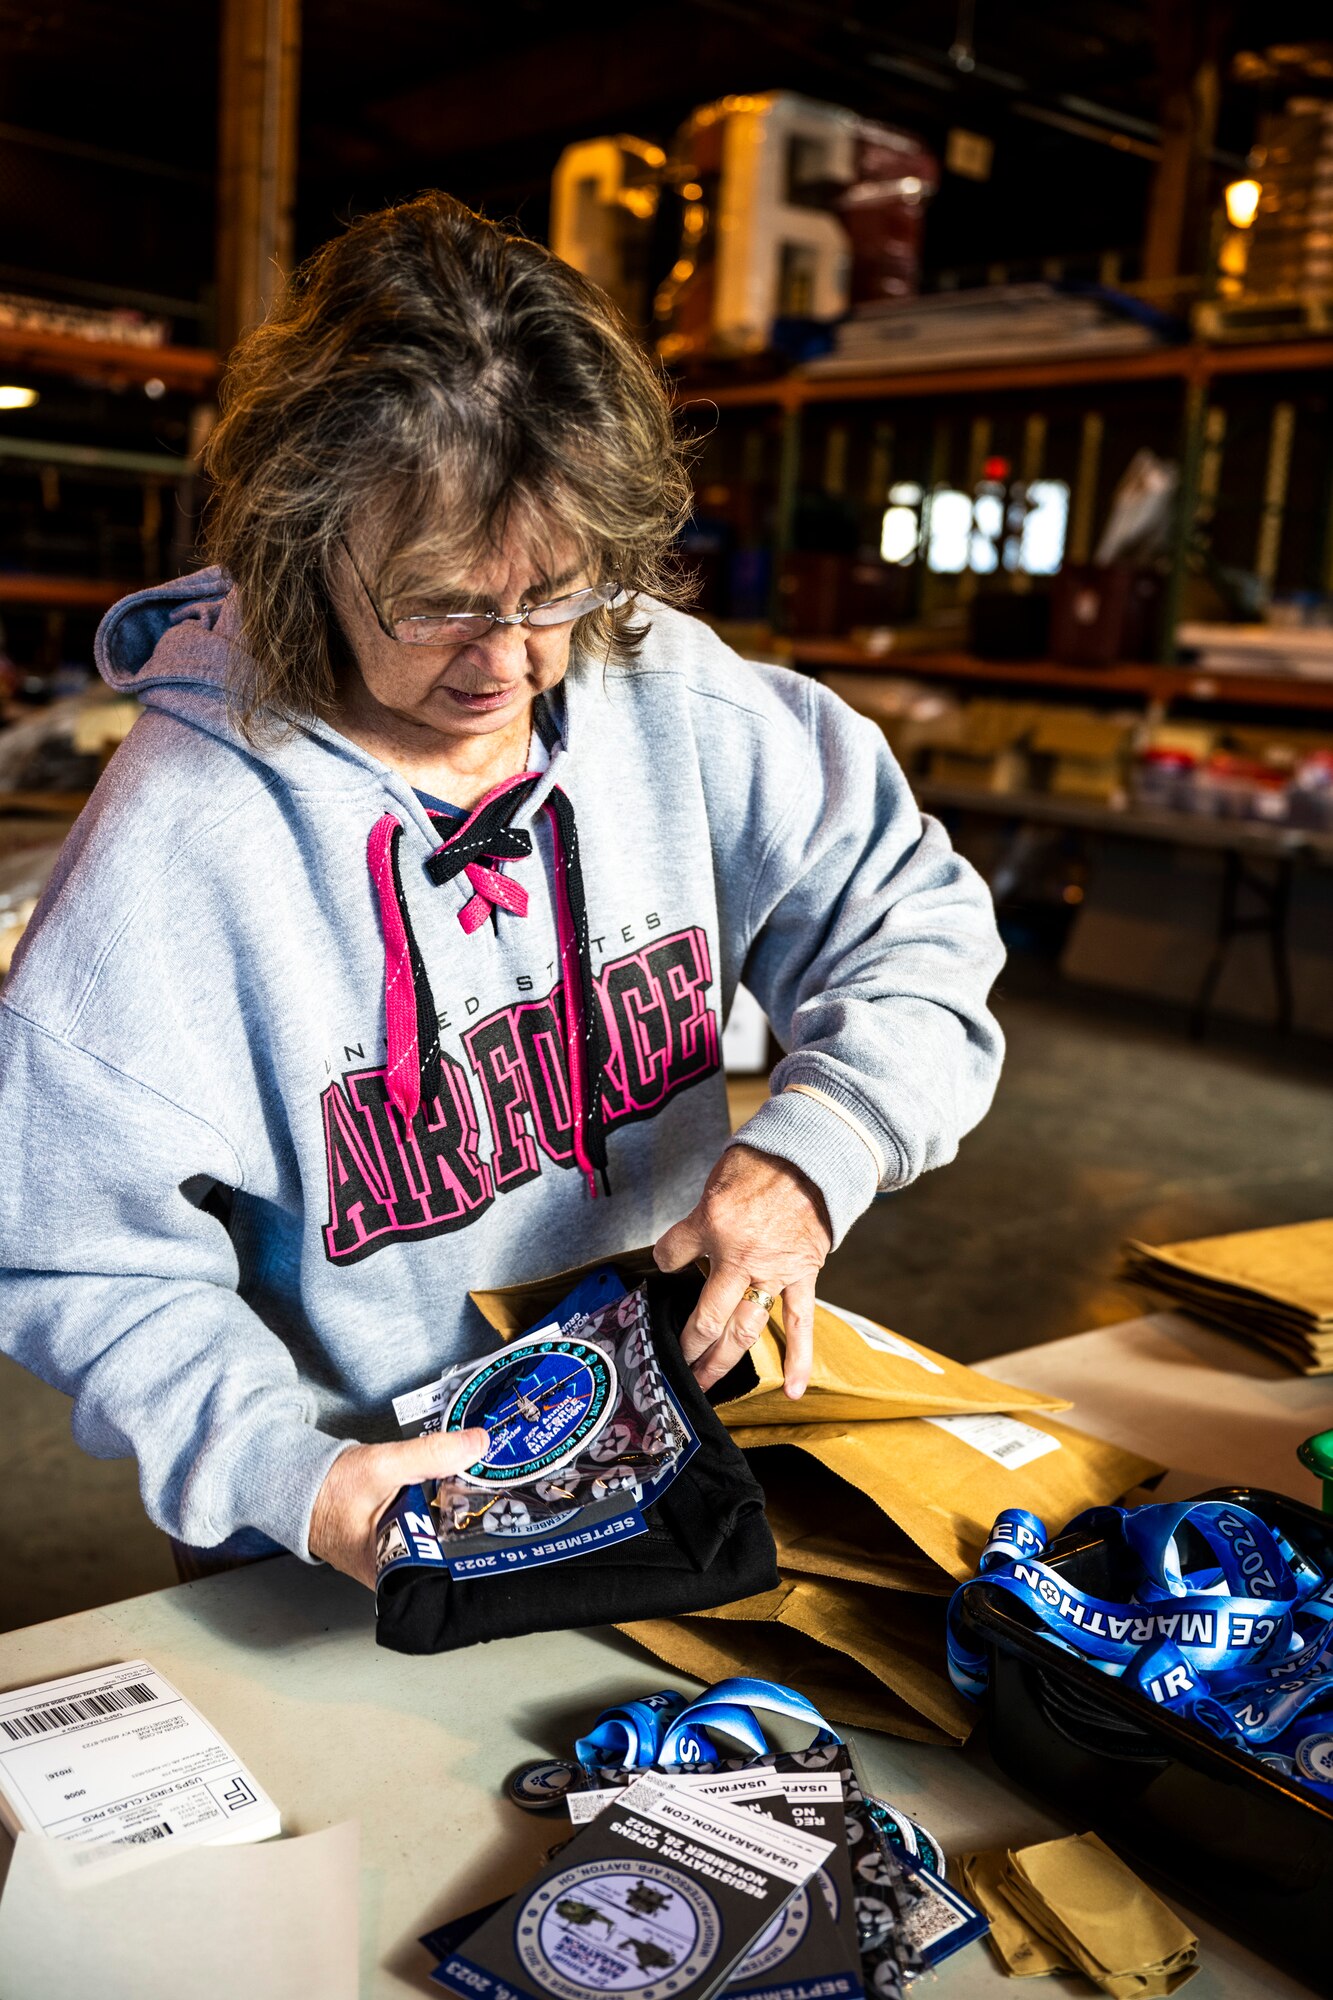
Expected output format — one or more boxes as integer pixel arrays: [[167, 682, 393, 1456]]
[[902, 1886, 964, 1948]]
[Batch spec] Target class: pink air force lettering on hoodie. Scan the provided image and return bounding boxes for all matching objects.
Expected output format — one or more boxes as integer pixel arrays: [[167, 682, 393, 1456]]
[[320, 925, 720, 1264]]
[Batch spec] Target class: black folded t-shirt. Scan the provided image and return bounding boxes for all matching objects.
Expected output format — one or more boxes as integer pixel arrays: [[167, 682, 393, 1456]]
[[375, 1268, 778, 1654]]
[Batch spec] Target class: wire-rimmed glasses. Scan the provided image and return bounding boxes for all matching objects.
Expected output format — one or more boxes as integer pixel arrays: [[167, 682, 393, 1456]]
[[342, 540, 629, 646]]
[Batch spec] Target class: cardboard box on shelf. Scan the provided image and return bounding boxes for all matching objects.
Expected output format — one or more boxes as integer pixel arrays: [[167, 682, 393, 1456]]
[[1049, 564, 1162, 667], [923, 700, 1041, 793], [1142, 721, 1217, 762], [1028, 709, 1137, 804]]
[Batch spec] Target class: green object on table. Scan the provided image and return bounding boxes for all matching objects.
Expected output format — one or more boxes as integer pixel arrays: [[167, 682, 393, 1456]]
[[1297, 1429, 1333, 1512]]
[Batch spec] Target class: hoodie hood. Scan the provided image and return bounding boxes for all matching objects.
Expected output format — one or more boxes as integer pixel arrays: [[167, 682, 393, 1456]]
[[96, 565, 236, 698]]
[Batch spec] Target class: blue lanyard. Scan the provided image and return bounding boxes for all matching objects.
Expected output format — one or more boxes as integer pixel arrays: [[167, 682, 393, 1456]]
[[949, 1501, 1333, 1798], [575, 1675, 841, 1773], [569, 1674, 943, 1878]]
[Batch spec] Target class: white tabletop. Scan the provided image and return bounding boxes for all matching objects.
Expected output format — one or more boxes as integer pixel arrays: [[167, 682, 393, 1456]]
[[0, 1312, 1325, 1999], [980, 1310, 1333, 1506]]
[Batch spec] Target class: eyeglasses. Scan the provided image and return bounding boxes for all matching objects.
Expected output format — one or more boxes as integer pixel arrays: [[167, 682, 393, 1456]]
[[341, 539, 629, 647]]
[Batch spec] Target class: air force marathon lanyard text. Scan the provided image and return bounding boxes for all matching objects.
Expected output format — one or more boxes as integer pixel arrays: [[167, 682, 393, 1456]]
[[947, 1499, 1333, 1795]]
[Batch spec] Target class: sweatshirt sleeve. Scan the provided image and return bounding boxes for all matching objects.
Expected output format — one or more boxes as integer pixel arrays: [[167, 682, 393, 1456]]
[[0, 1003, 354, 1557], [729, 681, 1005, 1244]]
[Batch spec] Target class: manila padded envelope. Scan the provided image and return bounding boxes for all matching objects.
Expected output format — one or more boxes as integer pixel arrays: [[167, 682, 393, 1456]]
[[1123, 1219, 1333, 1322], [621, 1584, 961, 1745], [734, 1417, 1162, 1584], [471, 1257, 1073, 1421], [712, 1296, 1072, 1426]]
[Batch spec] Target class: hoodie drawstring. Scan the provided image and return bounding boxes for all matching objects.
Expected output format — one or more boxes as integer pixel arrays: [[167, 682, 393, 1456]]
[[366, 776, 608, 1198], [367, 815, 442, 1129]]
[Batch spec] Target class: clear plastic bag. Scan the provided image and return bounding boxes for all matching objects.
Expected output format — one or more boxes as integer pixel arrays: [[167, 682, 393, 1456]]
[[429, 1285, 688, 1547]]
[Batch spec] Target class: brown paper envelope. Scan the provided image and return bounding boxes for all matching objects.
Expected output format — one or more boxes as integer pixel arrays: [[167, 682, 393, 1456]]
[[1124, 1220, 1333, 1322], [761, 1454, 951, 1595], [735, 1415, 1162, 1583], [957, 1850, 1072, 1976], [1121, 1268, 1333, 1374], [618, 1605, 954, 1743], [673, 1574, 970, 1740], [1007, 1832, 1197, 1990], [764, 1504, 940, 1592], [469, 1246, 665, 1335], [773, 1574, 973, 1740], [474, 1265, 1075, 1421], [714, 1296, 1071, 1426], [1121, 1258, 1333, 1337]]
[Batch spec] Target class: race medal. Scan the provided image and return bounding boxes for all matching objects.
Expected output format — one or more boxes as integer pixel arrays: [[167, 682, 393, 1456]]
[[509, 1759, 581, 1813], [443, 1334, 617, 1489]]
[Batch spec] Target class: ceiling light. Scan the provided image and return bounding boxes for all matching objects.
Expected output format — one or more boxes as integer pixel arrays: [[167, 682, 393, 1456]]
[[0, 385, 39, 410], [1225, 178, 1262, 229]]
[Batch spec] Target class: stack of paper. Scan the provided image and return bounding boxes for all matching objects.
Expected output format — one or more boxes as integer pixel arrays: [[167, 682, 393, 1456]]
[[424, 1745, 989, 1993], [801, 283, 1161, 377], [1176, 623, 1333, 681], [960, 1833, 1198, 1995], [621, 1300, 1161, 1742], [1122, 1219, 1333, 1374], [0, 1659, 280, 1851]]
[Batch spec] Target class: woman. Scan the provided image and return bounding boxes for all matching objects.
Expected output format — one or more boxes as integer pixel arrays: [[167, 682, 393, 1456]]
[[0, 193, 1004, 1591]]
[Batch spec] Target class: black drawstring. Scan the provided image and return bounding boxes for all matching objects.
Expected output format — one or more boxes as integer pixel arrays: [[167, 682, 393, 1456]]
[[404, 778, 609, 1194], [543, 785, 609, 1193]]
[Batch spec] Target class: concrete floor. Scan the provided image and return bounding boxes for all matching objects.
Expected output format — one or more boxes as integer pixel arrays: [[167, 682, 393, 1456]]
[[4, 971, 1332, 1635]]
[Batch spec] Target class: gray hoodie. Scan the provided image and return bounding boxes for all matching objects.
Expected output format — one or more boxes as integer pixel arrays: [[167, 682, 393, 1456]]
[[0, 572, 1004, 1560]]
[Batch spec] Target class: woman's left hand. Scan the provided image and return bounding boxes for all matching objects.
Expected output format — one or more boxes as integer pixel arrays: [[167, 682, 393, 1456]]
[[654, 1143, 832, 1398]]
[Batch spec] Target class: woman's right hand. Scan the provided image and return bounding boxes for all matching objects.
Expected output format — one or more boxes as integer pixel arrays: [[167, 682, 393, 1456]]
[[308, 1428, 489, 1589]]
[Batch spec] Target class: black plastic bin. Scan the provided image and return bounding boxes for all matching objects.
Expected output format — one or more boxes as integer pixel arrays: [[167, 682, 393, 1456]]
[[964, 1487, 1333, 1994]]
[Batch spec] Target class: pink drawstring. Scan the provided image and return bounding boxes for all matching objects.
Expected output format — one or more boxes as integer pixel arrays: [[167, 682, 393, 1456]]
[[458, 863, 528, 935], [367, 814, 421, 1126]]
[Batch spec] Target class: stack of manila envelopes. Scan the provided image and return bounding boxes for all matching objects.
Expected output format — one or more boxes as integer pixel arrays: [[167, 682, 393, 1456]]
[[622, 1297, 1161, 1743], [1122, 1218, 1333, 1375], [960, 1833, 1198, 1994]]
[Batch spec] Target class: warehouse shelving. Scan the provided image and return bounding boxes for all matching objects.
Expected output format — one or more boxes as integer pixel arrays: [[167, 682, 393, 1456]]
[[783, 643, 1333, 715], [0, 326, 219, 395], [674, 338, 1333, 411], [674, 334, 1333, 1035]]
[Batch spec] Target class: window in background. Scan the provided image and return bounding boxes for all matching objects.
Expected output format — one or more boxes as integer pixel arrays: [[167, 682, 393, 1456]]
[[924, 487, 973, 573], [885, 475, 1071, 578], [1019, 479, 1071, 575]]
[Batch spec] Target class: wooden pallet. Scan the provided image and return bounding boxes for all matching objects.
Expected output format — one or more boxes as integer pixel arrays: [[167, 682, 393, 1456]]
[[1195, 293, 1333, 344]]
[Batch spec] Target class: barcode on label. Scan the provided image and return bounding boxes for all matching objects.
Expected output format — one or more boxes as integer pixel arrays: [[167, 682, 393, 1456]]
[[923, 1412, 1061, 1470], [120, 1821, 173, 1843], [1, 1680, 158, 1741]]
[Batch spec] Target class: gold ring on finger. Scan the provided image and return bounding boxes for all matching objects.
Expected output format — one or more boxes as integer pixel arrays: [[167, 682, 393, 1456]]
[[741, 1285, 777, 1313]]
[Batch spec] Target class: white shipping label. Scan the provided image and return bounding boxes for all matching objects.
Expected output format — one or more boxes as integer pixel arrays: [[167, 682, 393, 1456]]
[[391, 1378, 444, 1428], [0, 1659, 279, 1850], [819, 1300, 945, 1374], [924, 1412, 1061, 1469]]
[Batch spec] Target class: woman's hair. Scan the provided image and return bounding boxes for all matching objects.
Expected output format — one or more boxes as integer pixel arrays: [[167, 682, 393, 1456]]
[[203, 190, 695, 728]]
